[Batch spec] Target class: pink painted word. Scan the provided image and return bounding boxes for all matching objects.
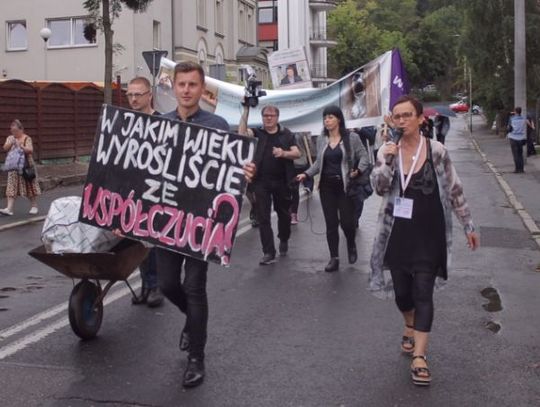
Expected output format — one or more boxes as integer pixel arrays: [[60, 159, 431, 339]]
[[81, 183, 239, 265]]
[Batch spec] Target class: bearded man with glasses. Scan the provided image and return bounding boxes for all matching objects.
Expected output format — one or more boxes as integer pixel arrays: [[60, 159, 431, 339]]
[[126, 76, 164, 308]]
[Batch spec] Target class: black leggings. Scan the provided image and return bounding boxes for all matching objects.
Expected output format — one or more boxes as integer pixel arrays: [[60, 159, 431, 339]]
[[390, 266, 437, 332]]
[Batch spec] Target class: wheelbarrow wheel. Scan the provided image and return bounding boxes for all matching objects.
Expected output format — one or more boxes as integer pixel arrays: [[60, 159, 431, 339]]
[[68, 280, 103, 340]]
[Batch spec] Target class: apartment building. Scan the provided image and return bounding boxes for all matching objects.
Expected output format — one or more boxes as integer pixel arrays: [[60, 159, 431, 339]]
[[257, 0, 336, 87], [0, 0, 266, 84], [278, 0, 336, 86]]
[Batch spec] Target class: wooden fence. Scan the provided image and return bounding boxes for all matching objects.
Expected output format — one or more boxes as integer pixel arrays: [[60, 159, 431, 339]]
[[0, 80, 129, 162]]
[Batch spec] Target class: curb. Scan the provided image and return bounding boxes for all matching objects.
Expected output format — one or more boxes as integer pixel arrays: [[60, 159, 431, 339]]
[[470, 136, 540, 251], [0, 215, 47, 232]]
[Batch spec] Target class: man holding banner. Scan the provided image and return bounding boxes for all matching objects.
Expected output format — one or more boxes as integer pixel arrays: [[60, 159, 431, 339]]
[[158, 61, 255, 388]]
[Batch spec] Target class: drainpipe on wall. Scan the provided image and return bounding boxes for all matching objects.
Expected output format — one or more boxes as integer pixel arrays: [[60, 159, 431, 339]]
[[171, 0, 176, 61]]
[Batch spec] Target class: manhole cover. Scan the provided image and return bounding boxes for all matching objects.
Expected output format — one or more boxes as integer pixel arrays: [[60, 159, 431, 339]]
[[479, 226, 537, 249]]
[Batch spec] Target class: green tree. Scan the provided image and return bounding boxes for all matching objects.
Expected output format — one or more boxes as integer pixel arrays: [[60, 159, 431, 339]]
[[328, 0, 417, 77], [407, 6, 462, 90], [83, 0, 153, 103]]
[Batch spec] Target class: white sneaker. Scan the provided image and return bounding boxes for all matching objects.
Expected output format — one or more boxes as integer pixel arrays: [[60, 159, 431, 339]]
[[0, 208, 14, 216], [29, 207, 38, 215]]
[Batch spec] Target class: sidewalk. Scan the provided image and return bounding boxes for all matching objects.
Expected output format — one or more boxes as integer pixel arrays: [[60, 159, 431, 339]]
[[0, 162, 88, 230], [467, 114, 540, 248]]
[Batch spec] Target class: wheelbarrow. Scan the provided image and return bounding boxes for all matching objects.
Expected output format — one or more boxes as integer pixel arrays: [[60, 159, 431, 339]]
[[28, 239, 150, 340]]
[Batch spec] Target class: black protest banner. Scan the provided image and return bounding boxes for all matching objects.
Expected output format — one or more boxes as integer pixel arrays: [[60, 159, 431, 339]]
[[79, 104, 256, 266]]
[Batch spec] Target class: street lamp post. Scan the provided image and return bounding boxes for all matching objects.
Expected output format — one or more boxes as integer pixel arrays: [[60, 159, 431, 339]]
[[39, 27, 51, 81]]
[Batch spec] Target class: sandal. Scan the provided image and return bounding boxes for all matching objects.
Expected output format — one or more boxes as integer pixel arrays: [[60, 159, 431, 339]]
[[410, 355, 431, 386], [401, 324, 415, 354]]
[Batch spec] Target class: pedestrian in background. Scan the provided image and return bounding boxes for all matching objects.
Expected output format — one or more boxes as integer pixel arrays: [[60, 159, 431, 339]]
[[1, 119, 40, 216], [507, 107, 527, 173], [433, 114, 450, 145], [526, 114, 536, 157], [126, 76, 164, 308], [297, 105, 369, 272], [370, 95, 479, 386], [244, 105, 301, 265]]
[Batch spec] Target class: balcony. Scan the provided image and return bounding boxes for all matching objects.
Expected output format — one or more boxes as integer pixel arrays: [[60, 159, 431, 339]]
[[309, 29, 337, 48], [309, 0, 337, 12]]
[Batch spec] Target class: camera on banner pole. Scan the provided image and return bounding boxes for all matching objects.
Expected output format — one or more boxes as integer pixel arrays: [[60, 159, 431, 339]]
[[239, 65, 266, 108]]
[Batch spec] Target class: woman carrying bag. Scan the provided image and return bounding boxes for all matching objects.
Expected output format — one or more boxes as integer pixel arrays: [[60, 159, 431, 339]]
[[297, 105, 370, 272], [1, 119, 40, 216]]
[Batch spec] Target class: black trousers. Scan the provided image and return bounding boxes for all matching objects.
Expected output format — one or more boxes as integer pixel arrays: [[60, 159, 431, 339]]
[[527, 132, 537, 156], [254, 179, 292, 255], [319, 176, 356, 258], [510, 138, 525, 172], [155, 248, 208, 360], [390, 265, 437, 332], [436, 133, 445, 145]]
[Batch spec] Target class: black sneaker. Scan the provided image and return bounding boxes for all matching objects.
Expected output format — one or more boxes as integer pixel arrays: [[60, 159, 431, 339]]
[[279, 240, 288, 256], [183, 357, 205, 388], [146, 287, 164, 308], [259, 253, 276, 265]]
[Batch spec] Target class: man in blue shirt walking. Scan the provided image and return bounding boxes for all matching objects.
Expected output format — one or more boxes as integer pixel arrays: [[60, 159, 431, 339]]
[[508, 107, 527, 173]]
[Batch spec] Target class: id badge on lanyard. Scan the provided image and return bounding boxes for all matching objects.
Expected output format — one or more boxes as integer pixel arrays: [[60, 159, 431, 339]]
[[392, 136, 424, 219]]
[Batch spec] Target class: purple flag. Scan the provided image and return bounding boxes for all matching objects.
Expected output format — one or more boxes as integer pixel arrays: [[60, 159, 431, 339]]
[[389, 48, 410, 110]]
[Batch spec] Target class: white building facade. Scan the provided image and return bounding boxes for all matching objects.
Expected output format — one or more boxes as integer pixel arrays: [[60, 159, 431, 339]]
[[0, 0, 265, 84], [277, 0, 336, 86]]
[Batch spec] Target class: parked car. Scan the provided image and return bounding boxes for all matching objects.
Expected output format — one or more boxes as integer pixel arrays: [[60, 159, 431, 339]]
[[449, 100, 469, 113]]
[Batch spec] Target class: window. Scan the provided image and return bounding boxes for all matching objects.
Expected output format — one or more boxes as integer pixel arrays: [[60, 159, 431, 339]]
[[215, 0, 224, 34], [6, 21, 27, 50], [258, 7, 276, 24], [239, 5, 245, 41], [247, 5, 254, 43], [197, 0, 207, 27], [153, 20, 161, 49], [47, 17, 96, 48]]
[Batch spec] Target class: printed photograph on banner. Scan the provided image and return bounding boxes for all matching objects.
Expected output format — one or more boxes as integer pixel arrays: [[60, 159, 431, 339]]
[[340, 61, 382, 120], [79, 105, 257, 266], [154, 58, 177, 113], [267, 47, 313, 90]]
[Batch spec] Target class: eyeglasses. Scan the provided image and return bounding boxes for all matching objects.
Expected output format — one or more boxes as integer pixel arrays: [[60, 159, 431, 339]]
[[392, 112, 415, 121], [262, 114, 277, 118], [126, 91, 150, 98]]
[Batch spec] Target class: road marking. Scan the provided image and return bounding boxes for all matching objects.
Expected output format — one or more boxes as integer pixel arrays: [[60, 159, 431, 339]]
[[470, 137, 540, 250], [0, 280, 141, 360], [0, 303, 67, 341], [0, 192, 311, 359]]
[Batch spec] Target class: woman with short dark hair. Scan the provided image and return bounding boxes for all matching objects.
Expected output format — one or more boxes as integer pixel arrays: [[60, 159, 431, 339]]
[[370, 95, 479, 386]]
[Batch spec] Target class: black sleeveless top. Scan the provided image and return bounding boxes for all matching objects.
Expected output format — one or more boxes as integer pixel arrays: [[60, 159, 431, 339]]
[[384, 140, 446, 275]]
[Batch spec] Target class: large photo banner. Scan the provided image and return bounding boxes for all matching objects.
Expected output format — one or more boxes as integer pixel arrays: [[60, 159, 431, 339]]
[[155, 49, 409, 135], [79, 105, 257, 266]]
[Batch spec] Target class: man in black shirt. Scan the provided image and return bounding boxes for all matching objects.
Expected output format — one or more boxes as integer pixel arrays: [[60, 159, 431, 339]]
[[245, 106, 300, 265]]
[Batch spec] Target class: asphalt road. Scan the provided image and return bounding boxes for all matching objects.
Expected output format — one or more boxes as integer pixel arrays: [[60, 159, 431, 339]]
[[1, 117, 539, 407]]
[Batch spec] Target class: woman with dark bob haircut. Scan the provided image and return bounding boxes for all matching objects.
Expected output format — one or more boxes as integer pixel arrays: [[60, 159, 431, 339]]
[[297, 105, 370, 271], [370, 95, 479, 386]]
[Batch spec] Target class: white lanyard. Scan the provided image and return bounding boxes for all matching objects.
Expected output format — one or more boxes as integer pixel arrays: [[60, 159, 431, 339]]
[[398, 136, 424, 194]]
